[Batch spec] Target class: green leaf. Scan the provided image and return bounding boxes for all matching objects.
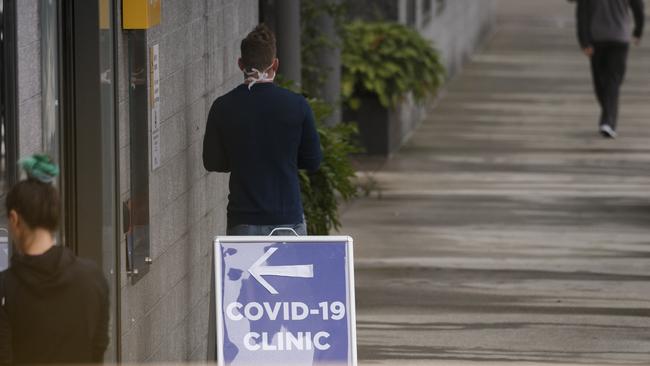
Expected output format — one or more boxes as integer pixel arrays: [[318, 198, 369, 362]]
[[341, 20, 446, 109], [349, 97, 361, 110]]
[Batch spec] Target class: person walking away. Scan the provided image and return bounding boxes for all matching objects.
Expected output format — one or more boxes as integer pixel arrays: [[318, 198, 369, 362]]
[[576, 0, 644, 138], [202, 24, 322, 236], [0, 155, 109, 364]]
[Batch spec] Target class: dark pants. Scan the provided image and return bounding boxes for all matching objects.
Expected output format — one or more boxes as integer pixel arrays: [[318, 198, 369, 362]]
[[590, 42, 629, 130]]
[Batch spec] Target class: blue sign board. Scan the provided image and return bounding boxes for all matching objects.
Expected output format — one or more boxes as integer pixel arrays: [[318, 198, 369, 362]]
[[214, 236, 357, 366]]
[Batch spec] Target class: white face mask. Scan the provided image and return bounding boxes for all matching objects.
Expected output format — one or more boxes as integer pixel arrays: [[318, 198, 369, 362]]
[[244, 63, 275, 90]]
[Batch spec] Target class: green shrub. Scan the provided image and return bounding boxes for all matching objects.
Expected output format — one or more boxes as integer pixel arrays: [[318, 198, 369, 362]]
[[276, 77, 360, 235], [342, 21, 446, 110], [300, 98, 360, 235]]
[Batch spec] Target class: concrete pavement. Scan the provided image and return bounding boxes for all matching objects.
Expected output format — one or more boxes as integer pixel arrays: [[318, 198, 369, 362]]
[[341, 0, 650, 364]]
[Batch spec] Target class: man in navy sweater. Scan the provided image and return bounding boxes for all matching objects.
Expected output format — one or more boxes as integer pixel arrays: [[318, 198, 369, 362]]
[[576, 0, 644, 138], [202, 24, 322, 236]]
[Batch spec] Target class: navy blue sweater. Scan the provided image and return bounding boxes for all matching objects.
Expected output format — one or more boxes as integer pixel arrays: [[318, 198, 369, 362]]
[[203, 83, 322, 228]]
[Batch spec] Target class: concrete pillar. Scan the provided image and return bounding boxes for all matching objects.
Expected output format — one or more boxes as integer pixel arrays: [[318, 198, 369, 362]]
[[275, 1, 301, 85], [314, 0, 342, 126]]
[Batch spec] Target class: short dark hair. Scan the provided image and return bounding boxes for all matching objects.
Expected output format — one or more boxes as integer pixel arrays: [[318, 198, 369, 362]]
[[6, 178, 60, 232], [240, 24, 277, 71]]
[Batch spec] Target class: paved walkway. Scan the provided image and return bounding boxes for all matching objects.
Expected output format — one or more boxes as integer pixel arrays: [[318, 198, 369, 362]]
[[342, 1, 650, 364]]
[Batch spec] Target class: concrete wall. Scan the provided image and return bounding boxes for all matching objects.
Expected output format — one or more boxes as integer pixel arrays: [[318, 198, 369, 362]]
[[118, 0, 257, 361], [399, 0, 497, 77], [16, 0, 42, 158], [390, 0, 496, 149]]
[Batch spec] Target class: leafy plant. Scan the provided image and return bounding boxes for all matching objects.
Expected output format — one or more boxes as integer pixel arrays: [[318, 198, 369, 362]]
[[276, 77, 360, 235], [279, 1, 367, 234], [342, 21, 446, 109], [300, 98, 360, 235]]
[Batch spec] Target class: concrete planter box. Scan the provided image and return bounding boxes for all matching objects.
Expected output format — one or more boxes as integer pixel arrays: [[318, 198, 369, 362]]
[[344, 93, 423, 156]]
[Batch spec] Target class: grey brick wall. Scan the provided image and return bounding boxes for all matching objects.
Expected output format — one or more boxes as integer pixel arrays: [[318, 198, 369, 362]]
[[17, 0, 42, 158], [118, 0, 258, 361]]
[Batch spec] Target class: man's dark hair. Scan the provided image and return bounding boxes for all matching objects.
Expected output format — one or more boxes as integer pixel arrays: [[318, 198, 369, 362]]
[[6, 179, 60, 231], [240, 24, 277, 71]]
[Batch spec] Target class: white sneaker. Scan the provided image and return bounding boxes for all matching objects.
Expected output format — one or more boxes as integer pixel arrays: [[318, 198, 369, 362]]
[[600, 124, 617, 139]]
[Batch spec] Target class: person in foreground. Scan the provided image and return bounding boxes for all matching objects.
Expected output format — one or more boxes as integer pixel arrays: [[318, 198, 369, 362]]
[[0, 155, 109, 364], [576, 0, 644, 138], [202, 24, 322, 236]]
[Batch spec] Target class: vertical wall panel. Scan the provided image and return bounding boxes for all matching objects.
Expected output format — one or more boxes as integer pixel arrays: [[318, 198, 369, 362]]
[[16, 0, 42, 159]]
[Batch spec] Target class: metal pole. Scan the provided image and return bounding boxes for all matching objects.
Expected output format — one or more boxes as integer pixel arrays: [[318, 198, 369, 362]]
[[275, 0, 301, 85], [314, 0, 342, 126]]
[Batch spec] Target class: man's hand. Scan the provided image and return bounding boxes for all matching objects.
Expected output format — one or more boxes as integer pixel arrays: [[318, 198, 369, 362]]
[[583, 47, 594, 57]]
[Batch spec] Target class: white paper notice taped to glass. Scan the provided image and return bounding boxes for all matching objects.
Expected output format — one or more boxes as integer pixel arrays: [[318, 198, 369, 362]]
[[150, 43, 161, 171], [214, 235, 357, 366], [0, 235, 8, 271]]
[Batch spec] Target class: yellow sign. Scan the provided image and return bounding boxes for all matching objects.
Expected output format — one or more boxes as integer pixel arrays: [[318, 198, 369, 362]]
[[100, 0, 110, 29], [123, 0, 161, 29]]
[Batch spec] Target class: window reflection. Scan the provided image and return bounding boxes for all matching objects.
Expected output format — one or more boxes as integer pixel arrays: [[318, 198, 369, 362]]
[[0, 0, 10, 271], [406, 0, 416, 27], [98, 0, 118, 361]]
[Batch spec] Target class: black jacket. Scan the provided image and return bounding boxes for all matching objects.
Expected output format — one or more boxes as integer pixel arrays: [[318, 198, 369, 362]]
[[0, 246, 109, 364], [577, 0, 645, 48]]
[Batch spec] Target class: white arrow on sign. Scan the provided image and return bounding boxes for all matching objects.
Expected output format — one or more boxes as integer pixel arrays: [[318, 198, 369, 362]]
[[248, 247, 313, 295]]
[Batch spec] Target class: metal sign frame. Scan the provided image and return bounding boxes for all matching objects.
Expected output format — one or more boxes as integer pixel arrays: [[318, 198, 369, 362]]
[[214, 235, 357, 366]]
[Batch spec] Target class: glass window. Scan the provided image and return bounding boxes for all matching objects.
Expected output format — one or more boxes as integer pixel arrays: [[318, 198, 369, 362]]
[[59, 0, 120, 359], [422, 0, 433, 25], [423, 0, 432, 16], [406, 0, 416, 27], [41, 0, 59, 161], [436, 0, 446, 15], [98, 0, 119, 361], [0, 0, 18, 271]]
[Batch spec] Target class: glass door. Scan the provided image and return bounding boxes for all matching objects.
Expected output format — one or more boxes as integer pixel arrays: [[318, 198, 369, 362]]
[[59, 0, 121, 361], [97, 0, 120, 359], [0, 0, 18, 272]]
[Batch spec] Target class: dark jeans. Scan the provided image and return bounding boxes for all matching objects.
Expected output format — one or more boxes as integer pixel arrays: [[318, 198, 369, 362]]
[[226, 222, 307, 236], [590, 42, 629, 130]]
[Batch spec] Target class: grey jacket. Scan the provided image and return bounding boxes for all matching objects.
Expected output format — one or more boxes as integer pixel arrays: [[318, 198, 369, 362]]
[[577, 0, 645, 47]]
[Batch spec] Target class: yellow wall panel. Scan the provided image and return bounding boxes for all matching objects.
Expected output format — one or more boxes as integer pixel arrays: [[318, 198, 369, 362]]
[[99, 0, 110, 29]]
